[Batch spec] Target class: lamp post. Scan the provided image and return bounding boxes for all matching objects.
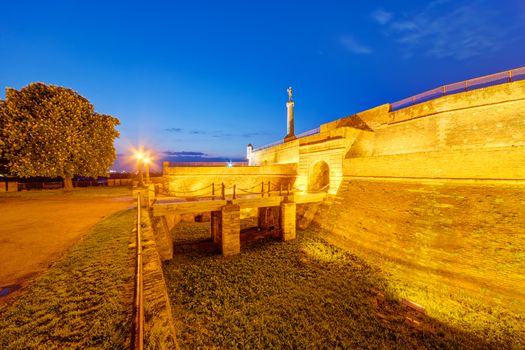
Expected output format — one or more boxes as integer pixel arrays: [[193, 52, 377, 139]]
[[144, 157, 151, 184], [135, 152, 144, 187]]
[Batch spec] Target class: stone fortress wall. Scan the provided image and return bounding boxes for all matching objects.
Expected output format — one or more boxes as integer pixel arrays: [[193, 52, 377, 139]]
[[248, 79, 525, 310], [162, 163, 296, 197]]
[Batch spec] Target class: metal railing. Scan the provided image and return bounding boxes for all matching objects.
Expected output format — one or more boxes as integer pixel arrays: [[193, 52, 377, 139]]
[[391, 66, 525, 111], [253, 127, 320, 152], [132, 193, 144, 350]]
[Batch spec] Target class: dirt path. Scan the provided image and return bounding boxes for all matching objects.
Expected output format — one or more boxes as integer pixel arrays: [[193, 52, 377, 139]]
[[0, 193, 133, 302]]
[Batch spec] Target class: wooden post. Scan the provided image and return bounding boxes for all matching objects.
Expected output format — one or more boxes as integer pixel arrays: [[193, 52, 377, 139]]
[[212, 183, 215, 200], [233, 184, 236, 200], [508, 70, 513, 82], [267, 181, 271, 197], [287, 183, 290, 196], [279, 184, 282, 196], [221, 183, 225, 200], [464, 80, 468, 91], [261, 182, 264, 198]]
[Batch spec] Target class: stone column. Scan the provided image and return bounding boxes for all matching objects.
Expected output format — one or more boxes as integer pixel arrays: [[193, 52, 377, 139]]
[[221, 203, 241, 256], [280, 199, 296, 241], [211, 211, 222, 245], [284, 101, 296, 142]]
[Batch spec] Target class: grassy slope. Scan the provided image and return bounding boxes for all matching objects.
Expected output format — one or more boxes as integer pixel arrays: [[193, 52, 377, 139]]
[[0, 186, 131, 199], [0, 210, 135, 349], [164, 221, 517, 349]]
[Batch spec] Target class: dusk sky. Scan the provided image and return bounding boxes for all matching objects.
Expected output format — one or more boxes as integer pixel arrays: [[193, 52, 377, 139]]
[[1, 0, 524, 169]]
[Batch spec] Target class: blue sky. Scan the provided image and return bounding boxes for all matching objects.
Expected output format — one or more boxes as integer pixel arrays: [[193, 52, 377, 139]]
[[1, 0, 524, 168]]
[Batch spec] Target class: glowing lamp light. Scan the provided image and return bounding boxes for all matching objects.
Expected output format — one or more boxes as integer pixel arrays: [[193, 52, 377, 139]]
[[134, 151, 144, 160], [227, 161, 233, 168]]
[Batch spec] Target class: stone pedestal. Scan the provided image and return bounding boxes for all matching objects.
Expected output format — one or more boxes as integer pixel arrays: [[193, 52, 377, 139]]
[[221, 203, 241, 256], [211, 211, 222, 245], [280, 199, 296, 241]]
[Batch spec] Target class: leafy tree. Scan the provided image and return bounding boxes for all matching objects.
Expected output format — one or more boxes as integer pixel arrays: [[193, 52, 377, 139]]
[[0, 83, 120, 190], [0, 99, 9, 176]]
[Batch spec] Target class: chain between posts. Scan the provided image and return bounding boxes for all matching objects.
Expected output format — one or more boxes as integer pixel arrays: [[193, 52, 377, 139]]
[[163, 182, 299, 200]]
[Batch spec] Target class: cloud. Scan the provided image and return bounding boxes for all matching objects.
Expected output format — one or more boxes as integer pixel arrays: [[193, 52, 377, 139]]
[[372, 8, 393, 25], [162, 150, 245, 163], [165, 127, 182, 133], [164, 151, 206, 156], [164, 128, 274, 139], [339, 35, 373, 55], [241, 131, 269, 138], [374, 2, 513, 60]]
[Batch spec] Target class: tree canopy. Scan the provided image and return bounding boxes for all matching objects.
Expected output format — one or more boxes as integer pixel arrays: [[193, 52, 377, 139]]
[[0, 83, 120, 189]]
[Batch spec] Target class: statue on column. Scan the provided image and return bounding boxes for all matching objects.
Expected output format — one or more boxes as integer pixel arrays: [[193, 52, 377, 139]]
[[284, 86, 295, 142]]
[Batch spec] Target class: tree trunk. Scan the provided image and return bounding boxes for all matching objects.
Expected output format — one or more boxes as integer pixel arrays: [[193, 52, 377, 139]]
[[63, 176, 73, 191]]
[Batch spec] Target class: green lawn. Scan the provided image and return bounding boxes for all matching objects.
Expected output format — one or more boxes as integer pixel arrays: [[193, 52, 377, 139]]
[[0, 210, 135, 349], [0, 185, 131, 199], [164, 221, 519, 349]]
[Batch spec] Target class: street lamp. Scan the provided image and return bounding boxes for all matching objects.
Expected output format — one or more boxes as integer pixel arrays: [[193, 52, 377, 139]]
[[144, 156, 151, 184], [134, 151, 144, 187]]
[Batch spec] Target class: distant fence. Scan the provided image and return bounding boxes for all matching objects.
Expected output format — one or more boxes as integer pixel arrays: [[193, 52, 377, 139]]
[[253, 127, 320, 152], [391, 66, 525, 111], [14, 178, 133, 191]]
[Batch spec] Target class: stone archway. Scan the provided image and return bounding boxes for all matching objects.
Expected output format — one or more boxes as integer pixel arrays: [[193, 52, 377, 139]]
[[308, 161, 330, 192]]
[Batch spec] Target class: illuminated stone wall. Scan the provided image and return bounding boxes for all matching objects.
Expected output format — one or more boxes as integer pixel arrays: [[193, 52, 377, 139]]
[[251, 79, 525, 311], [310, 179, 525, 309], [163, 164, 297, 196]]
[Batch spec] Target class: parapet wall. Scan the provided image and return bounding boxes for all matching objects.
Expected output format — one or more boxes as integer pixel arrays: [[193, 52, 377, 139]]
[[163, 164, 297, 196], [345, 79, 525, 180]]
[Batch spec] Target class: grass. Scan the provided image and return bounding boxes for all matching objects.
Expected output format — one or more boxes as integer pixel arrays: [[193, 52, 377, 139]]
[[322, 230, 525, 348], [0, 209, 135, 349], [163, 220, 520, 349], [0, 186, 131, 199]]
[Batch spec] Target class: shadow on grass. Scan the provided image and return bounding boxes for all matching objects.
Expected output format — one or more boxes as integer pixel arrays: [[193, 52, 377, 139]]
[[164, 221, 509, 349]]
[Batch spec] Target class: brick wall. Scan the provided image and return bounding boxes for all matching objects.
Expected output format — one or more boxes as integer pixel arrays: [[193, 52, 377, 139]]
[[312, 178, 525, 309]]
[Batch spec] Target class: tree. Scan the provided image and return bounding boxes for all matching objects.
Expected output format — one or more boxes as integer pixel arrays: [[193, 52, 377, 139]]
[[0, 99, 8, 176], [0, 83, 120, 190]]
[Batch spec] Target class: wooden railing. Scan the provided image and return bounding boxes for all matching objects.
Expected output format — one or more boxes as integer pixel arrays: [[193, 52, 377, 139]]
[[132, 193, 144, 350]]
